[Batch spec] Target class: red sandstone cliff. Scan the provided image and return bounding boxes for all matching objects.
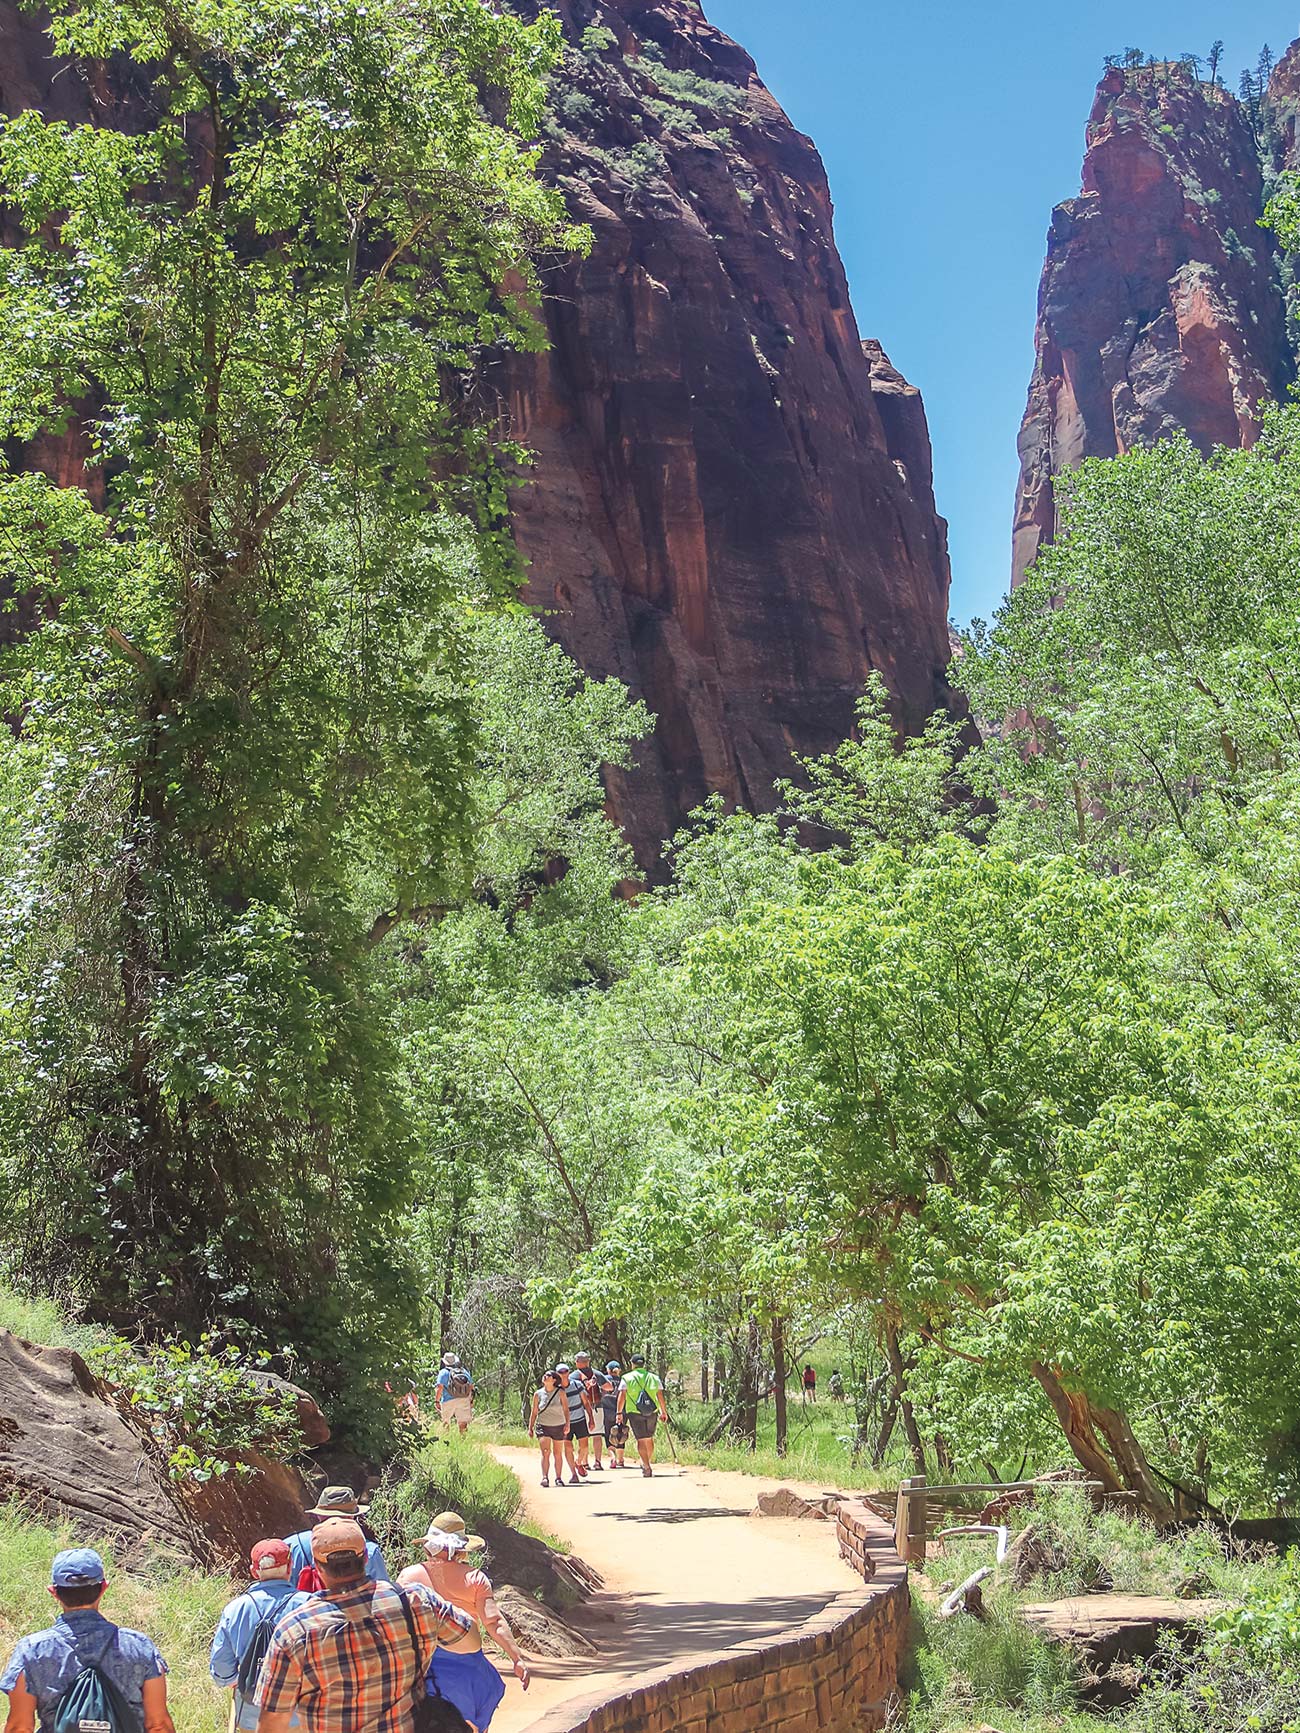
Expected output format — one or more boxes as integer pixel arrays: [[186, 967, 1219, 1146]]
[[500, 0, 955, 861], [1013, 61, 1295, 584], [0, 0, 957, 863]]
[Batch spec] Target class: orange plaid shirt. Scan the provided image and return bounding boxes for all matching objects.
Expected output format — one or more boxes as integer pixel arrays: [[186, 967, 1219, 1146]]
[[256, 1579, 470, 1732]]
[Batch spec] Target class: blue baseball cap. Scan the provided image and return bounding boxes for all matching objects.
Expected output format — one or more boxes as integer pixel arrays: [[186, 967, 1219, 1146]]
[[51, 1548, 106, 1589]]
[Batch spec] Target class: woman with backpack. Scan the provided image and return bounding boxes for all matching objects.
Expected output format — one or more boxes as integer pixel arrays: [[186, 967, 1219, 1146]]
[[527, 1369, 571, 1487], [210, 1539, 310, 1729], [397, 1513, 530, 1732]]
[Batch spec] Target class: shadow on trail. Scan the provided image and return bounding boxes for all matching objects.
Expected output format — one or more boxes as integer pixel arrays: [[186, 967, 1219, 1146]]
[[612, 1592, 835, 1658], [603, 1506, 754, 1523]]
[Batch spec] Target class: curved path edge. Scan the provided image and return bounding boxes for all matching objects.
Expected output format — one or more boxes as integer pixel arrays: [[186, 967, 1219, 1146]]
[[521, 1500, 909, 1733]]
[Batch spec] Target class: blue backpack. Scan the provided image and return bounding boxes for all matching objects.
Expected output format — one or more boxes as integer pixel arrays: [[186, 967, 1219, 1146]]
[[52, 1659, 140, 1733]]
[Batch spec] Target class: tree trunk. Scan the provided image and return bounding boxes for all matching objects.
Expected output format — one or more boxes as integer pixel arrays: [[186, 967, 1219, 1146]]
[[735, 1317, 760, 1447], [700, 1340, 709, 1403], [713, 1348, 726, 1402], [1091, 1401, 1178, 1527], [885, 1324, 926, 1475], [772, 1315, 788, 1458]]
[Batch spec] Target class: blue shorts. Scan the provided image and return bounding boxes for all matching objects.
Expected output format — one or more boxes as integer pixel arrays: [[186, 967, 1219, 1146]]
[[429, 1648, 507, 1731]]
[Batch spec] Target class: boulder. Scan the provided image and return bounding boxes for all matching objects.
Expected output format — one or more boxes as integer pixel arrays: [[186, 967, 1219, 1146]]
[[494, 1585, 599, 1659], [1018, 1594, 1220, 1705], [0, 1329, 199, 1563], [752, 1487, 831, 1521]]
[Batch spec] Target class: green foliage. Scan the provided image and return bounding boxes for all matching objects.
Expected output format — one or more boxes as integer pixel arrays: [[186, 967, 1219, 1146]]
[[580, 24, 617, 55], [0, 0, 583, 1431], [906, 1587, 1081, 1724], [92, 1337, 304, 1483], [0, 1285, 109, 1353]]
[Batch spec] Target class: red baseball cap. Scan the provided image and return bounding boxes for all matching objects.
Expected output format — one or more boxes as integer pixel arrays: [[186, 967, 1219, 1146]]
[[250, 1539, 292, 1575]]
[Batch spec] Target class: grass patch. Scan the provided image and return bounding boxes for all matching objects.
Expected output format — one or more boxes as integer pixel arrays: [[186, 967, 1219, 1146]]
[[369, 1428, 567, 1571], [0, 1286, 110, 1354], [0, 1505, 236, 1732]]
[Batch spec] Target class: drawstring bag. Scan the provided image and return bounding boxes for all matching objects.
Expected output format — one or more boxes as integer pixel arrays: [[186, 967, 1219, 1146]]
[[53, 1655, 141, 1733]]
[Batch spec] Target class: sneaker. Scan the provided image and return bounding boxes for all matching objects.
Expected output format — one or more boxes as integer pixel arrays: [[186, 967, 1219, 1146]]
[[576, 1464, 589, 1477], [541, 1477, 549, 1487]]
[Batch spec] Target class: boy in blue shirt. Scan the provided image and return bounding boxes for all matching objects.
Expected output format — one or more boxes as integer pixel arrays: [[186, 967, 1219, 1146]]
[[0, 1547, 173, 1733]]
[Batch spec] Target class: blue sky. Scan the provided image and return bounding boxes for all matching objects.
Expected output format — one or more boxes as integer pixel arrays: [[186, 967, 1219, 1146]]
[[705, 0, 1300, 625]]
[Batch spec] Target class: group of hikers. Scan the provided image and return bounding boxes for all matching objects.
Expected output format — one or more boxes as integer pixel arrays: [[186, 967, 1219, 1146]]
[[527, 1351, 669, 1484], [0, 1484, 529, 1733]]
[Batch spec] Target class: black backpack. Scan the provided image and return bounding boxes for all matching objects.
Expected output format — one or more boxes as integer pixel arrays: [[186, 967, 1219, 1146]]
[[235, 1593, 289, 1701], [52, 1656, 141, 1733]]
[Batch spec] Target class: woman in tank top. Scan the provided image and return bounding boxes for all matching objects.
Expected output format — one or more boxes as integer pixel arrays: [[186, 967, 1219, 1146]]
[[528, 1369, 571, 1487], [397, 1512, 530, 1732]]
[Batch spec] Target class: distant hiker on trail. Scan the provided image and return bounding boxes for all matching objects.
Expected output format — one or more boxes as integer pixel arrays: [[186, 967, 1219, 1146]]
[[574, 1351, 611, 1472], [0, 1547, 175, 1733], [802, 1365, 817, 1404], [397, 1512, 530, 1732], [603, 1361, 629, 1468], [211, 1539, 310, 1731], [436, 1353, 476, 1434], [528, 1368, 571, 1487], [829, 1368, 845, 1402], [253, 1517, 471, 1733], [286, 1486, 390, 1589], [557, 1362, 594, 1482], [617, 1354, 669, 1478]]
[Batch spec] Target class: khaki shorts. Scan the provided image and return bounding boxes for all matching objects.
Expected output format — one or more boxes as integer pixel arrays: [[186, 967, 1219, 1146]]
[[441, 1396, 473, 1427]]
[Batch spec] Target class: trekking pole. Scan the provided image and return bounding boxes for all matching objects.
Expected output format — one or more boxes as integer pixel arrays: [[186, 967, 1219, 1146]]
[[662, 1416, 680, 1464]]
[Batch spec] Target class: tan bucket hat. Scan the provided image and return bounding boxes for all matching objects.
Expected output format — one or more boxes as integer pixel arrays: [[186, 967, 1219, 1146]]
[[423, 1510, 485, 1554]]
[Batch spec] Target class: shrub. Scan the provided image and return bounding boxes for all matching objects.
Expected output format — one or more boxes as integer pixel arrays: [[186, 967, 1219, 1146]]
[[580, 24, 616, 55], [92, 1337, 304, 1484]]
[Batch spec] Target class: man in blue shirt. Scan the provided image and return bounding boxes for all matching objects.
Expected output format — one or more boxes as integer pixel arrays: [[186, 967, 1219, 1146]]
[[209, 1539, 310, 1731], [0, 1547, 173, 1733], [285, 1485, 390, 1584], [435, 1352, 475, 1434]]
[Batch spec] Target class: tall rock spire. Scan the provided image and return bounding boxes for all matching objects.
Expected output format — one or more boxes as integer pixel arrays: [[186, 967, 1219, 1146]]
[[1013, 59, 1295, 586]]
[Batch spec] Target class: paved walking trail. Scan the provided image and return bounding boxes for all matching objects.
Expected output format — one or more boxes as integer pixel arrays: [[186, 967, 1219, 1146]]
[[487, 1448, 868, 1733]]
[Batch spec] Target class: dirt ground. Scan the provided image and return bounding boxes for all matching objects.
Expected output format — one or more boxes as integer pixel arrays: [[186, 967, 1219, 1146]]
[[485, 1446, 868, 1732]]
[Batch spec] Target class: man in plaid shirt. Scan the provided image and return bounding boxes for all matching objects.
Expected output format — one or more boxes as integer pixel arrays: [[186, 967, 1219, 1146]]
[[254, 1518, 471, 1732]]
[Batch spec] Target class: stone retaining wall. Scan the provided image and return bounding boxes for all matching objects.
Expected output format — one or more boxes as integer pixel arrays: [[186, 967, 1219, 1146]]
[[524, 1498, 908, 1733]]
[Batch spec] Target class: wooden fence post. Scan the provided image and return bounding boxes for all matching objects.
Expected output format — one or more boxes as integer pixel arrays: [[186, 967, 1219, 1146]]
[[894, 1474, 927, 1566]]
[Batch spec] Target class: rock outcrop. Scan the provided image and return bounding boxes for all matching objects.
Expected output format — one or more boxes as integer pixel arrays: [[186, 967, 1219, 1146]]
[[0, 0, 958, 862], [0, 1329, 200, 1563], [499, 0, 956, 861], [1013, 59, 1296, 583], [0, 1327, 323, 1567]]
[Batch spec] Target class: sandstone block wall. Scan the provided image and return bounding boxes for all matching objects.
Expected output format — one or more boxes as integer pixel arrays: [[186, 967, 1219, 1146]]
[[525, 1499, 908, 1733]]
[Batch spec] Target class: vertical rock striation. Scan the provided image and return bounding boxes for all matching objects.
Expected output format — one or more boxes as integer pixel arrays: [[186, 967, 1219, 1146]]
[[499, 0, 956, 862], [0, 0, 959, 861], [1013, 60, 1296, 585]]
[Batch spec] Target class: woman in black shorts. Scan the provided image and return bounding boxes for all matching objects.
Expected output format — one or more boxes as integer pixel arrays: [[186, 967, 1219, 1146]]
[[528, 1369, 570, 1487]]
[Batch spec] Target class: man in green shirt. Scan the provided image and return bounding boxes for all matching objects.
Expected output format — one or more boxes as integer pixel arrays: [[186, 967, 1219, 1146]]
[[616, 1355, 669, 1478]]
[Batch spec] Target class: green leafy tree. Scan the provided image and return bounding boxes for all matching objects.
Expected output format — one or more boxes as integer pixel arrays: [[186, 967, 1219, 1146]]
[[0, 0, 581, 1425]]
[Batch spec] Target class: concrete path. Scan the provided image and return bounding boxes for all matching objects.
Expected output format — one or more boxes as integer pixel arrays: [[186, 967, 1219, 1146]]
[[486, 1449, 868, 1733]]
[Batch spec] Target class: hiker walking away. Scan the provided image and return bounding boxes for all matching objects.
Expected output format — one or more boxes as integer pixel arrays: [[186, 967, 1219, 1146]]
[[528, 1370, 570, 1488], [602, 1361, 629, 1468], [829, 1368, 845, 1402], [0, 1547, 174, 1733], [556, 1362, 593, 1482], [398, 1513, 530, 1731], [211, 1540, 311, 1731], [286, 1486, 391, 1588], [436, 1354, 476, 1434], [802, 1365, 817, 1404], [574, 1351, 610, 1472], [617, 1355, 669, 1478], [254, 1518, 471, 1733]]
